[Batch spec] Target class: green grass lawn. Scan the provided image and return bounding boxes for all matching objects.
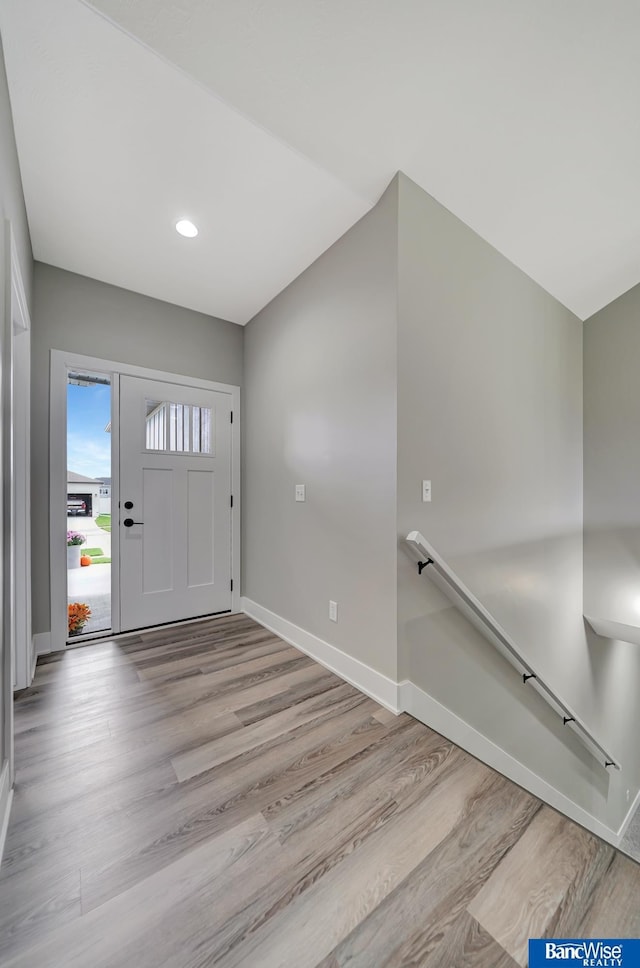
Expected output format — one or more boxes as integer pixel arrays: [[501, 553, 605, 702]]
[[82, 546, 111, 565], [96, 514, 111, 532]]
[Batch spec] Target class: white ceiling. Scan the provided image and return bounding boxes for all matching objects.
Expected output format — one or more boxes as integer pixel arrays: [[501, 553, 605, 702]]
[[0, 0, 368, 323], [3, 0, 640, 322]]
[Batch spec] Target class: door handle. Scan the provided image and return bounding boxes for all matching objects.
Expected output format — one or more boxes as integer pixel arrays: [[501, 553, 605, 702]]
[[123, 518, 144, 527]]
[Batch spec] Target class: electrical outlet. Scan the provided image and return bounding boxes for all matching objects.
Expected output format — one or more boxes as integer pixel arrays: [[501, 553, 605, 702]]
[[295, 484, 305, 502], [422, 479, 432, 502], [329, 600, 338, 622]]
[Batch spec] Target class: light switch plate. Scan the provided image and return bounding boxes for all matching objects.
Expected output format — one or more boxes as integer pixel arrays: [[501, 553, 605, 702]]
[[295, 484, 306, 502], [422, 480, 432, 502], [329, 600, 338, 622]]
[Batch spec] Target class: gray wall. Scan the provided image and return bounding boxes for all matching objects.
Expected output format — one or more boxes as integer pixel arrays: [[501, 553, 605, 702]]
[[396, 174, 635, 831], [23, 160, 640, 832], [584, 284, 640, 627], [582, 284, 640, 825], [243, 181, 398, 680], [32, 262, 243, 635], [242, 169, 638, 831], [0, 31, 33, 800]]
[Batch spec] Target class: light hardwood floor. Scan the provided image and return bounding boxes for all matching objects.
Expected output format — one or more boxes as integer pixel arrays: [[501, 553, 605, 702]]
[[1, 613, 638, 967]]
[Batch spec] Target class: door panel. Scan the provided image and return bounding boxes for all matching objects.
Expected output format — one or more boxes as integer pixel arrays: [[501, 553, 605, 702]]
[[120, 375, 231, 631], [141, 467, 173, 594], [187, 469, 215, 588]]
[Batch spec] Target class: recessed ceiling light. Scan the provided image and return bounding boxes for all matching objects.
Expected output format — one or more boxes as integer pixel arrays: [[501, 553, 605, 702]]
[[175, 219, 198, 238]]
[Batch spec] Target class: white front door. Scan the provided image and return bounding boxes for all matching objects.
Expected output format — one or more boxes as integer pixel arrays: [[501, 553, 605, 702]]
[[119, 375, 232, 632]]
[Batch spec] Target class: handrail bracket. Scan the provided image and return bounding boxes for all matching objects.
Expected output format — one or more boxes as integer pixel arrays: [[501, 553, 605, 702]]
[[417, 558, 433, 574]]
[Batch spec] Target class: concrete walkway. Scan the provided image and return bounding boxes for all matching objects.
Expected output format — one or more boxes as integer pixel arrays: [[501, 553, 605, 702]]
[[67, 514, 111, 556], [67, 514, 112, 635]]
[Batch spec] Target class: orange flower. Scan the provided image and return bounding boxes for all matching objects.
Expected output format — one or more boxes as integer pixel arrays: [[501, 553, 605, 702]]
[[68, 602, 92, 634]]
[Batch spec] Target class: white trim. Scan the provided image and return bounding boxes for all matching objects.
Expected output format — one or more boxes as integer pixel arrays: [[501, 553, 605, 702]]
[[110, 371, 121, 635], [230, 399, 241, 615], [52, 349, 239, 395], [583, 614, 640, 843], [240, 597, 401, 713], [3, 220, 32, 792], [401, 680, 620, 846], [616, 786, 640, 844], [33, 631, 53, 657], [49, 352, 68, 652], [50, 350, 240, 650], [10, 225, 32, 691], [9, 233, 28, 334], [585, 615, 640, 646], [0, 761, 13, 866]]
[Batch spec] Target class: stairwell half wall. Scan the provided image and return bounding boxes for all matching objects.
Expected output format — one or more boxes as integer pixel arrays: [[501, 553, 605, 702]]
[[396, 172, 637, 834]]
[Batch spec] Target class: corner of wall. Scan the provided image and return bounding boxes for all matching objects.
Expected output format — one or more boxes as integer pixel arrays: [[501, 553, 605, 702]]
[[242, 177, 401, 683]]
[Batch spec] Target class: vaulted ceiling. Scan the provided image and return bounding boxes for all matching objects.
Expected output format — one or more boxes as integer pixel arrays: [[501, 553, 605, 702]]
[[2, 0, 639, 324]]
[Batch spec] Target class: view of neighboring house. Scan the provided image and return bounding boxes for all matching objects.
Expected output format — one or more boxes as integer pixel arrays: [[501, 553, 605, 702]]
[[67, 470, 102, 518], [97, 476, 111, 515]]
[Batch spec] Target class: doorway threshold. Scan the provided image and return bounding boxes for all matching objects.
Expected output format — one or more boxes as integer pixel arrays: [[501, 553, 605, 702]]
[[66, 628, 115, 649], [65, 610, 235, 651]]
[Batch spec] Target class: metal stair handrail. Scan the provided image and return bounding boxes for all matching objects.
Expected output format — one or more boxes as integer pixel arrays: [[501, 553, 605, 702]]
[[406, 530, 621, 771]]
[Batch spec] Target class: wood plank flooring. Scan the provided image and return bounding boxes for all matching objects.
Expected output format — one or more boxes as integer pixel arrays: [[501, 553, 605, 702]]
[[1, 613, 638, 967]]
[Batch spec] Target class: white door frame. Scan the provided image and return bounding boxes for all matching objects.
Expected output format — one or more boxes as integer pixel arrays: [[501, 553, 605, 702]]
[[9, 230, 32, 693], [3, 223, 32, 728], [1, 223, 31, 860], [49, 350, 240, 652]]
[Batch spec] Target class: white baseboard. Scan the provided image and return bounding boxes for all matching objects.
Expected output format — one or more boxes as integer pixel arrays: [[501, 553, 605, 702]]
[[33, 631, 52, 656], [402, 681, 620, 846], [616, 785, 640, 844], [240, 597, 401, 713], [0, 761, 13, 868], [239, 600, 626, 846]]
